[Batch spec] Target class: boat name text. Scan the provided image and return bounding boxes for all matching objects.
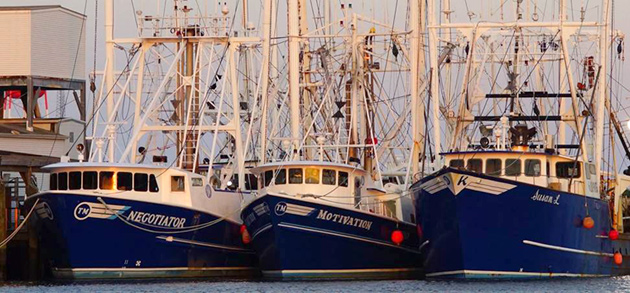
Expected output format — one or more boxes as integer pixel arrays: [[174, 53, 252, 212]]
[[127, 210, 186, 228], [316, 209, 372, 230], [531, 190, 560, 205]]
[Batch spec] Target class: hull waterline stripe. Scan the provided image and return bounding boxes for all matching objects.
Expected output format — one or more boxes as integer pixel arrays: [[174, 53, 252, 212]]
[[426, 269, 607, 278], [523, 240, 614, 257], [156, 236, 255, 253], [56, 267, 256, 272], [277, 222, 421, 255], [264, 267, 420, 276]]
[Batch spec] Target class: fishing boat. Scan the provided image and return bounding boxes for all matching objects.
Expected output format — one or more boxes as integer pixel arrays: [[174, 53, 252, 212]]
[[239, 0, 424, 279], [412, 0, 630, 279], [24, 0, 264, 279], [27, 162, 257, 279], [241, 160, 421, 279]]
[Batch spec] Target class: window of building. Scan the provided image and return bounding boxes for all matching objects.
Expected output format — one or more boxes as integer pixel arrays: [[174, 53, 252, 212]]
[[466, 159, 483, 173], [50, 173, 57, 190], [83, 171, 97, 190], [69, 171, 82, 190], [505, 159, 521, 176], [338, 171, 349, 187], [58, 172, 68, 190], [117, 172, 133, 191], [99, 172, 115, 190], [449, 159, 464, 168], [485, 159, 502, 176], [171, 176, 186, 192], [264, 170, 273, 186], [322, 169, 336, 185], [134, 173, 148, 192], [305, 168, 320, 184], [289, 168, 303, 184], [149, 174, 159, 192], [525, 159, 541, 177], [275, 169, 287, 185], [556, 162, 581, 178]]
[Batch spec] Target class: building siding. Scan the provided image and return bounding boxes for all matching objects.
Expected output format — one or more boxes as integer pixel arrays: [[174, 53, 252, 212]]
[[0, 11, 31, 76], [30, 8, 86, 79]]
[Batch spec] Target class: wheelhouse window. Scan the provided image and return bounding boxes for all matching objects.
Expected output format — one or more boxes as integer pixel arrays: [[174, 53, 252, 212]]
[[171, 176, 186, 192], [134, 173, 148, 192], [322, 169, 336, 185], [585, 163, 596, 180], [485, 159, 502, 176], [264, 170, 273, 187], [449, 159, 464, 168], [83, 171, 97, 190], [275, 169, 287, 185], [525, 159, 541, 177], [289, 168, 303, 184], [58, 172, 68, 190], [467, 159, 483, 174], [49, 173, 58, 190], [149, 174, 159, 192], [229, 174, 239, 189], [556, 162, 581, 178], [245, 174, 258, 190], [192, 177, 203, 187], [338, 171, 349, 187], [99, 172, 115, 190], [69, 171, 82, 190], [305, 168, 320, 184], [117, 172, 133, 191], [505, 159, 521, 176]]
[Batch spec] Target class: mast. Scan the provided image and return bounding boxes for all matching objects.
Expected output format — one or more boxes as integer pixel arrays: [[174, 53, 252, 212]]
[[105, 0, 115, 162], [288, 0, 302, 158], [428, 0, 440, 169], [230, 43, 246, 189], [409, 0, 425, 178], [595, 0, 611, 184], [259, 0, 273, 163]]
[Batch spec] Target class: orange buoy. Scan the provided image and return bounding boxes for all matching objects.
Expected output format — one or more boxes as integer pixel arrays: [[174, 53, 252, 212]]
[[609, 230, 620, 241], [391, 230, 404, 245], [583, 216, 595, 229], [240, 224, 247, 234], [614, 252, 623, 265], [242, 229, 251, 244]]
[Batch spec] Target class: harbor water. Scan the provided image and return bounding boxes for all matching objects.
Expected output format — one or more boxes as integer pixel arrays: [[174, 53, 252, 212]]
[[3, 278, 630, 292]]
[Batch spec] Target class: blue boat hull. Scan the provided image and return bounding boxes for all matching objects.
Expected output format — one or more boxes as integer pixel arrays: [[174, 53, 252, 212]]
[[412, 168, 630, 279], [240, 194, 422, 279], [26, 192, 258, 279]]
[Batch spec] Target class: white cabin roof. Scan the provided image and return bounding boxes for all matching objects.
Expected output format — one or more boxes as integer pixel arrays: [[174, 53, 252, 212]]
[[251, 160, 366, 175], [43, 162, 173, 172]]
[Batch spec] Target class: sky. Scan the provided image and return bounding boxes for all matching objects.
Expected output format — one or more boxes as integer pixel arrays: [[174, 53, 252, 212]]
[[4, 0, 630, 166]]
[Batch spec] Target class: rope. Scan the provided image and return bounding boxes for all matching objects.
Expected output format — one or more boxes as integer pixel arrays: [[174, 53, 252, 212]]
[[96, 197, 241, 234], [0, 198, 40, 248]]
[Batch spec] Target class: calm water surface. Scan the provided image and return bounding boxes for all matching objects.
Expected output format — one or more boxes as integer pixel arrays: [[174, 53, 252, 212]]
[[3, 278, 630, 292]]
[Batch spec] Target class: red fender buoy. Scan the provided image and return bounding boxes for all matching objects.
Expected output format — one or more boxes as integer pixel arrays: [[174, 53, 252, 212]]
[[242, 229, 251, 244], [609, 230, 619, 241], [391, 230, 404, 245], [614, 252, 623, 265], [583, 216, 594, 229]]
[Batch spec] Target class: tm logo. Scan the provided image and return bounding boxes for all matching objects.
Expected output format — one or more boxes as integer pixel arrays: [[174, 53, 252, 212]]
[[74, 202, 92, 220], [275, 202, 287, 216]]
